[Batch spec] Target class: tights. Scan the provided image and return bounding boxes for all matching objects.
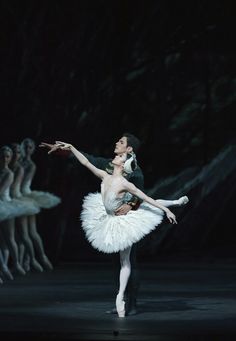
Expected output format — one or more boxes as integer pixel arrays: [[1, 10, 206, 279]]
[[118, 246, 131, 299], [116, 198, 185, 302]]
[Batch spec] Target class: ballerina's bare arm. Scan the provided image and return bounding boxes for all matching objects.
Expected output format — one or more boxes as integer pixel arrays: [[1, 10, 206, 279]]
[[54, 142, 107, 180], [122, 179, 177, 224]]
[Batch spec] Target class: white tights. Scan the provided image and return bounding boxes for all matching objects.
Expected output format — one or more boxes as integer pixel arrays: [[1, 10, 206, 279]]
[[117, 198, 184, 298], [118, 246, 131, 299]]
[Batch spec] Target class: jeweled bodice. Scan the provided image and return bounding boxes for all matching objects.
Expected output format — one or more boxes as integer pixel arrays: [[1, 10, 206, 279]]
[[100, 175, 125, 215]]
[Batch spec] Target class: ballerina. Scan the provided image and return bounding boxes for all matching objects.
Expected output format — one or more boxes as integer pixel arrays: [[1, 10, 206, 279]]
[[9, 143, 43, 272], [20, 138, 61, 271], [0, 146, 38, 277], [48, 141, 186, 317]]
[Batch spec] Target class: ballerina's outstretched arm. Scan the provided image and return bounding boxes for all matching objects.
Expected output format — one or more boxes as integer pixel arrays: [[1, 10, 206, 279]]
[[122, 179, 177, 224], [52, 142, 107, 180]]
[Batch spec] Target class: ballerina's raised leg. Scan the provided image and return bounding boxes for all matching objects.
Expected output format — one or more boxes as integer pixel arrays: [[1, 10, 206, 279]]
[[156, 196, 189, 207]]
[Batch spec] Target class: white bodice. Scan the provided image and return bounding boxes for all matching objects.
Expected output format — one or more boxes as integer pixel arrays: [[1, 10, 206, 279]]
[[0, 187, 11, 202], [101, 190, 124, 215], [100, 176, 126, 215], [10, 182, 22, 199], [21, 179, 32, 195]]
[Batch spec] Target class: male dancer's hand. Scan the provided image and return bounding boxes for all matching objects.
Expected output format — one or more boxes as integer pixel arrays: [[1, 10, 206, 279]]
[[115, 203, 132, 216]]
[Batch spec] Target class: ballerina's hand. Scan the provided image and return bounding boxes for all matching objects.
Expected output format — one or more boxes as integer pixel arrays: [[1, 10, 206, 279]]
[[54, 141, 72, 150], [166, 211, 177, 224], [39, 142, 61, 154]]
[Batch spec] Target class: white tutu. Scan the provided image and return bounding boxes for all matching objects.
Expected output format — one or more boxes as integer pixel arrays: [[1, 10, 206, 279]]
[[0, 198, 39, 221], [0, 201, 10, 222], [80, 192, 164, 253], [14, 196, 41, 216], [24, 191, 61, 209]]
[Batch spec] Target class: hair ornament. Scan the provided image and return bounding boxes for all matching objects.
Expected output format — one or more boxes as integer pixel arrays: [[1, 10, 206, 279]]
[[123, 152, 137, 174]]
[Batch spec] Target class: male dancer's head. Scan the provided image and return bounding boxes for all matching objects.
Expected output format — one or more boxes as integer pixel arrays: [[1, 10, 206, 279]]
[[114, 133, 141, 156]]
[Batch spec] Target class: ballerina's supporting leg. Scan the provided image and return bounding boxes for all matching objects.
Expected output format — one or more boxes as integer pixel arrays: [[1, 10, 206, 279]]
[[1, 219, 26, 275], [27, 215, 53, 270], [16, 216, 44, 272], [0, 250, 4, 284], [116, 246, 132, 317], [16, 230, 25, 267], [0, 229, 10, 265]]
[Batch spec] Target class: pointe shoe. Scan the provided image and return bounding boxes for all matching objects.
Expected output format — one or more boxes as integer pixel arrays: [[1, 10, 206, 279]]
[[2, 266, 14, 280], [41, 255, 53, 271], [14, 262, 26, 275], [31, 259, 44, 272], [116, 294, 126, 318], [175, 196, 189, 206]]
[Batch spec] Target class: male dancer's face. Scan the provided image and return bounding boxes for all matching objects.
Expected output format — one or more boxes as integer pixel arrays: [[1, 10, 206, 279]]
[[114, 136, 132, 155]]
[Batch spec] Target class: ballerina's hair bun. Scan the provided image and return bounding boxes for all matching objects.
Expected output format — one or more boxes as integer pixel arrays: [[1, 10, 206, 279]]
[[123, 152, 137, 174], [0, 145, 13, 157]]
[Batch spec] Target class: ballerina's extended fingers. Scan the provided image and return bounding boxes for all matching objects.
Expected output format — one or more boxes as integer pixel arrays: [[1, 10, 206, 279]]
[[167, 212, 177, 224], [55, 141, 72, 149], [48, 145, 61, 154], [39, 142, 53, 148]]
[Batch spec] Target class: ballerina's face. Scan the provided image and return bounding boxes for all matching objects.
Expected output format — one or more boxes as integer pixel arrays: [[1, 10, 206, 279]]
[[0, 149, 12, 167], [12, 144, 21, 161], [23, 140, 35, 156], [112, 153, 127, 167]]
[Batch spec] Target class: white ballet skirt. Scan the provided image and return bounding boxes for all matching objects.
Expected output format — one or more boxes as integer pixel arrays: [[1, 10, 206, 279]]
[[81, 191, 164, 253], [21, 180, 61, 209], [0, 201, 10, 221], [0, 188, 40, 222], [10, 184, 41, 216]]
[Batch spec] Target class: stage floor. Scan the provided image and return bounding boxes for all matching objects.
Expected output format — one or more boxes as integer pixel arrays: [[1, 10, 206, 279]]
[[0, 260, 236, 340]]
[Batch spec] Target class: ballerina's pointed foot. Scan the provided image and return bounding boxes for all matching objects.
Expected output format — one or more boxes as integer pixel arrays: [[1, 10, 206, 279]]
[[176, 196, 189, 206], [2, 266, 14, 280], [31, 259, 44, 272], [14, 263, 26, 276], [116, 294, 126, 318], [41, 255, 53, 271]]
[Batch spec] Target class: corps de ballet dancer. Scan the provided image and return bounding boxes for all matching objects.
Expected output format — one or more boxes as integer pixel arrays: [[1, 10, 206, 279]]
[[0, 146, 39, 280], [9, 143, 44, 272], [46, 141, 189, 317], [20, 138, 61, 271]]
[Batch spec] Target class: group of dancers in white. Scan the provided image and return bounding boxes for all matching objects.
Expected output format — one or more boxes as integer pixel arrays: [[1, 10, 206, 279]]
[[0, 138, 61, 284], [41, 138, 189, 318]]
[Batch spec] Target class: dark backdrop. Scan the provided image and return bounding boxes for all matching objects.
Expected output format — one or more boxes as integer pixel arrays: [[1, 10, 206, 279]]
[[0, 0, 235, 262]]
